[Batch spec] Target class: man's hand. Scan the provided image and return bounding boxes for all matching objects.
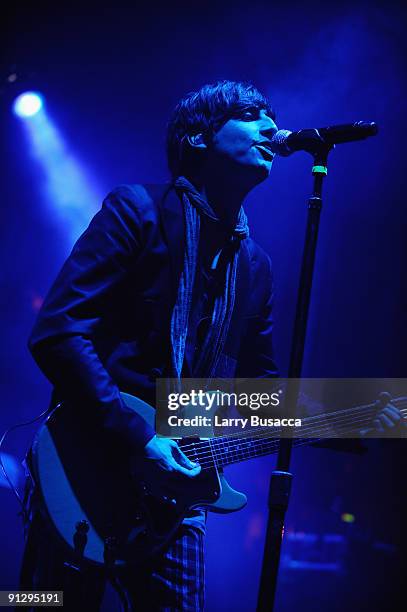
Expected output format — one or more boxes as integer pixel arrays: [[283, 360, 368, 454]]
[[372, 403, 405, 434], [361, 392, 406, 437], [144, 436, 201, 477]]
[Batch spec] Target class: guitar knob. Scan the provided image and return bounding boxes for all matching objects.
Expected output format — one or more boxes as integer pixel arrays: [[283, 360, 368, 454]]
[[73, 520, 89, 558], [162, 496, 177, 505], [75, 520, 89, 534]]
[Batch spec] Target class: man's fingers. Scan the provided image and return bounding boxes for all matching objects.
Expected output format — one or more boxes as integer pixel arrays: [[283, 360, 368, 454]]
[[172, 463, 201, 477], [382, 405, 401, 422], [165, 451, 201, 477], [161, 442, 201, 476], [144, 438, 201, 475], [375, 404, 403, 430], [174, 446, 199, 469], [173, 447, 201, 476], [378, 413, 395, 428], [373, 418, 384, 432]]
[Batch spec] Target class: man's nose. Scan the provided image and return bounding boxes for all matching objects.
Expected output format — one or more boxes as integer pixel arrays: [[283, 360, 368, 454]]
[[260, 118, 278, 139]]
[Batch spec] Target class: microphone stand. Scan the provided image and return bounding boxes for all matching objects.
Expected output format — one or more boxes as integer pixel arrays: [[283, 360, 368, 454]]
[[257, 144, 333, 611]]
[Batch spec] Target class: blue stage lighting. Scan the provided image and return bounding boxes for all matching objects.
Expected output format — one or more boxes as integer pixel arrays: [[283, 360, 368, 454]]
[[13, 92, 44, 118], [16, 103, 102, 247]]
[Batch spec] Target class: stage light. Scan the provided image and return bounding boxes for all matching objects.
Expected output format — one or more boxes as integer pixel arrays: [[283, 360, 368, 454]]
[[15, 100, 102, 246], [341, 513, 355, 523], [13, 91, 44, 118]]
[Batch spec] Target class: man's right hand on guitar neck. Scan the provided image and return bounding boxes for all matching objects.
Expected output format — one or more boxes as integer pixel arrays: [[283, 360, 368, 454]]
[[144, 436, 201, 477]]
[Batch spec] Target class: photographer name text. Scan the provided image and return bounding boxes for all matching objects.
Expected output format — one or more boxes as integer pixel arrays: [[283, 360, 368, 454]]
[[167, 415, 302, 429]]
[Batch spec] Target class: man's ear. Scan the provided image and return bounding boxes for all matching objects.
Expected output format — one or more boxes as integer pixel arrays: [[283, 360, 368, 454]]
[[186, 133, 207, 149]]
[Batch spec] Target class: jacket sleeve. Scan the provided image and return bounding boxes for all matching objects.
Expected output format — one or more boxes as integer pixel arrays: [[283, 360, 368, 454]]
[[28, 185, 155, 451]]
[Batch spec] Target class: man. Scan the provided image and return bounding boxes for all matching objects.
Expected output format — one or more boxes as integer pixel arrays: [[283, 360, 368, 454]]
[[22, 80, 402, 610]]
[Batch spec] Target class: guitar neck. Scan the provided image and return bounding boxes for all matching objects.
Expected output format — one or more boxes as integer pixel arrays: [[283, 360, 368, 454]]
[[208, 398, 407, 468]]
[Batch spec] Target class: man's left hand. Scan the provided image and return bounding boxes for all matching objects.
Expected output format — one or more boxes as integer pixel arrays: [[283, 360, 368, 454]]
[[373, 402, 404, 433], [361, 393, 406, 437]]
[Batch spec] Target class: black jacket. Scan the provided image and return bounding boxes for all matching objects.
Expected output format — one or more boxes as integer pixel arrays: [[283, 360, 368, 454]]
[[29, 184, 278, 451]]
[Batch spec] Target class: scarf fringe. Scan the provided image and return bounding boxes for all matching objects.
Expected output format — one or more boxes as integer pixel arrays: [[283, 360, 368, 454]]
[[171, 176, 249, 381]]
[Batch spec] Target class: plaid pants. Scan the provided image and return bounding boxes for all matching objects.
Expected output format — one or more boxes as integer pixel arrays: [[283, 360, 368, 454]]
[[20, 510, 205, 611], [127, 525, 205, 611]]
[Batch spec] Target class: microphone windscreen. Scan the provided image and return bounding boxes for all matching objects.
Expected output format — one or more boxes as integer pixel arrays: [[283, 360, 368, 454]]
[[270, 129, 293, 156]]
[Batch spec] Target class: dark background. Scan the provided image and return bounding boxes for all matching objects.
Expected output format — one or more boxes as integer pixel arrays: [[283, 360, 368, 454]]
[[1, 1, 406, 610]]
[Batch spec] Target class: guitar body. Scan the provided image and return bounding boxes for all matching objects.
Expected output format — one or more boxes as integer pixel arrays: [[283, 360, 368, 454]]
[[30, 392, 247, 566]]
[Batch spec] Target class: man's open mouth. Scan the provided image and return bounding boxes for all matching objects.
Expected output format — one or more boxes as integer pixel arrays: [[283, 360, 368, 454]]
[[254, 144, 275, 161]]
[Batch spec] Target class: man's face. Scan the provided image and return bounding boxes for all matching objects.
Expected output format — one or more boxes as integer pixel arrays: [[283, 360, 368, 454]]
[[208, 107, 278, 182]]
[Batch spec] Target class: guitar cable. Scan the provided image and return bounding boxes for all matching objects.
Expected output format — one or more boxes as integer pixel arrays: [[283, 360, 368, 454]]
[[0, 407, 51, 516]]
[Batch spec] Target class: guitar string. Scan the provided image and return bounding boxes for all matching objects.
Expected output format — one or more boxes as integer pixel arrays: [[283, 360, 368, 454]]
[[208, 416, 380, 467], [178, 397, 407, 453], [192, 408, 407, 468], [202, 419, 407, 470], [182, 408, 407, 467], [189, 419, 376, 469], [206, 433, 351, 469], [178, 408, 407, 464], [207, 404, 407, 453], [182, 408, 407, 469], [188, 417, 405, 472]]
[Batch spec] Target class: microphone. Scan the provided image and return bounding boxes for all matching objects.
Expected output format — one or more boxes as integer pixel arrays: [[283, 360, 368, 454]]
[[271, 121, 378, 156]]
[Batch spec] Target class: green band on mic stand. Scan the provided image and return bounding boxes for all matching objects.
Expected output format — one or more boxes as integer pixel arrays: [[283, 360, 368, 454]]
[[312, 165, 328, 175]]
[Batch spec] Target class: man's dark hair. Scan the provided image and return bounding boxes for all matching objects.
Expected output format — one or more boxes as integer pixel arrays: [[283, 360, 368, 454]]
[[166, 80, 275, 178]]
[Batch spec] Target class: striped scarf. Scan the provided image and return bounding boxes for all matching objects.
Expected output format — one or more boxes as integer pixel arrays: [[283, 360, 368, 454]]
[[170, 176, 249, 380]]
